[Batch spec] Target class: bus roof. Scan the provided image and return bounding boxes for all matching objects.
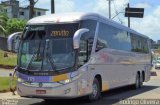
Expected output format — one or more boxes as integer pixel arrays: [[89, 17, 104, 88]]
[[27, 12, 149, 39]]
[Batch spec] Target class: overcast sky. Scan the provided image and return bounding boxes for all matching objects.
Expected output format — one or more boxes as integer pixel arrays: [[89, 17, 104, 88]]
[[19, 0, 160, 41]]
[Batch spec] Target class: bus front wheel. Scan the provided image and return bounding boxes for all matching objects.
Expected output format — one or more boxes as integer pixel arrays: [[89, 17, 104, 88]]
[[88, 78, 101, 101]]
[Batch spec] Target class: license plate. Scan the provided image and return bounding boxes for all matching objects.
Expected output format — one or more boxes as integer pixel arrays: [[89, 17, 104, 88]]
[[36, 90, 46, 94]]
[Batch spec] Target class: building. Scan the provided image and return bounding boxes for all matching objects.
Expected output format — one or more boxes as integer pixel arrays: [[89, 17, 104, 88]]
[[0, 0, 48, 20], [157, 40, 160, 44], [19, 7, 47, 20], [151, 39, 160, 49]]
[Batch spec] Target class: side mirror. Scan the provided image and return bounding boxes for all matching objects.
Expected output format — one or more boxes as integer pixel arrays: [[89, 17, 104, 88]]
[[73, 28, 89, 49], [7, 32, 22, 52]]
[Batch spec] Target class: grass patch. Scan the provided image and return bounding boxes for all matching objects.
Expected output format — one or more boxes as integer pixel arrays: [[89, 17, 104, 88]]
[[0, 77, 16, 92], [0, 50, 17, 67]]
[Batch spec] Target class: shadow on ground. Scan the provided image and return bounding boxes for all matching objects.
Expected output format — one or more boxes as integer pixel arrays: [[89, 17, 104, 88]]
[[16, 85, 159, 105]]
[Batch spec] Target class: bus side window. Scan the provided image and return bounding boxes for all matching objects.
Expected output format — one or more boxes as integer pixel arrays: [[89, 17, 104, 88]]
[[96, 39, 107, 52]]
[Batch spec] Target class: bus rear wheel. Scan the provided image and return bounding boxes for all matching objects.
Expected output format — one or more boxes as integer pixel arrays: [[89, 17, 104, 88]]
[[88, 78, 101, 101], [139, 73, 143, 88], [133, 73, 140, 89]]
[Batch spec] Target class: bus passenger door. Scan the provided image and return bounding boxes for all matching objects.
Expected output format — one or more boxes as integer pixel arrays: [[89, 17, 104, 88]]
[[78, 38, 94, 92], [78, 38, 93, 67], [78, 40, 88, 67]]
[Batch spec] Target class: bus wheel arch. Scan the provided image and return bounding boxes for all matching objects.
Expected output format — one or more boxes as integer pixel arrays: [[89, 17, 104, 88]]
[[95, 74, 102, 92], [88, 74, 102, 101]]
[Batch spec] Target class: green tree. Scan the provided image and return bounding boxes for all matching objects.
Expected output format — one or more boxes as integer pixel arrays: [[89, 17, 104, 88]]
[[0, 14, 8, 36], [6, 18, 26, 35]]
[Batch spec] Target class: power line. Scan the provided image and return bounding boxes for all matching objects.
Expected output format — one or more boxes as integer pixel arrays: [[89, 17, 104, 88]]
[[20, 0, 27, 4], [65, 0, 74, 10], [112, 0, 123, 24], [112, 0, 130, 24]]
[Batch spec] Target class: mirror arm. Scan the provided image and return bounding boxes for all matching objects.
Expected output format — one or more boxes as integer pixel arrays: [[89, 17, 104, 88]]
[[73, 28, 89, 49], [7, 32, 22, 52]]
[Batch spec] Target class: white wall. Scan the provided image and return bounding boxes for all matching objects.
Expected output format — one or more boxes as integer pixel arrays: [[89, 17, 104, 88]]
[[19, 8, 29, 20], [19, 8, 46, 20], [1, 6, 46, 20]]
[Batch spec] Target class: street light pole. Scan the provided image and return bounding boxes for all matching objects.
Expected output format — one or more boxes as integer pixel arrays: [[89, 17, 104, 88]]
[[29, 0, 39, 19], [29, 0, 34, 19], [51, 0, 55, 13], [108, 0, 111, 19], [128, 3, 130, 28]]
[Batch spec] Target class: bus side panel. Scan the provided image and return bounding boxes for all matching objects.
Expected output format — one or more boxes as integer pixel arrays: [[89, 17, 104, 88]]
[[76, 65, 93, 97], [88, 48, 151, 90], [144, 64, 151, 82]]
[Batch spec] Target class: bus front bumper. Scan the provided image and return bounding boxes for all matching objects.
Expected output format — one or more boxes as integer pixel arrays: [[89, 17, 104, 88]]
[[17, 81, 80, 99]]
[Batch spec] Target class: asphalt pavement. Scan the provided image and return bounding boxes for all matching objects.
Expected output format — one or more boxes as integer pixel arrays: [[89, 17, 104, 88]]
[[1, 68, 160, 105], [0, 68, 14, 77]]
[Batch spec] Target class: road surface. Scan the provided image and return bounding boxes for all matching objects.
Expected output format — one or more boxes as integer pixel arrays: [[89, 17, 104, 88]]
[[1, 69, 160, 105], [0, 68, 14, 77]]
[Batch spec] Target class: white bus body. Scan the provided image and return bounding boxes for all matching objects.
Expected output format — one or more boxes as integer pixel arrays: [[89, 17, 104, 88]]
[[14, 13, 151, 100]]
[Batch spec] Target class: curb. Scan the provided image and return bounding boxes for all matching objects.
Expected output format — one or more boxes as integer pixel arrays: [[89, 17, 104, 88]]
[[0, 87, 16, 93], [0, 64, 15, 69]]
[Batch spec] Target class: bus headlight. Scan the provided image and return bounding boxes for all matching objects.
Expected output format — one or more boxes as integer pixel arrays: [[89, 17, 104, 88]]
[[64, 79, 71, 84], [17, 78, 24, 83], [63, 74, 81, 84]]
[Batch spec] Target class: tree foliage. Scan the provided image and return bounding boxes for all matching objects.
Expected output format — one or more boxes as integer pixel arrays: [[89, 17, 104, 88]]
[[0, 13, 26, 37], [0, 13, 8, 36], [6, 18, 26, 35]]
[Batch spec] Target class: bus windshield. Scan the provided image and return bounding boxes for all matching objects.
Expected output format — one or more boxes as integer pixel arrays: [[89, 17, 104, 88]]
[[18, 23, 79, 71]]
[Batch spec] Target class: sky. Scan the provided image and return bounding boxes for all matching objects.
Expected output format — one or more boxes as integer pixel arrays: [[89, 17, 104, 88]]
[[20, 0, 160, 41]]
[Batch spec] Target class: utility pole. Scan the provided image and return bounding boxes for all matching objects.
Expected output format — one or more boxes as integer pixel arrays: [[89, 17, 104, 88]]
[[108, 0, 111, 19], [29, 0, 39, 19], [127, 3, 130, 28], [125, 3, 144, 28], [29, 0, 34, 19], [51, 0, 55, 13]]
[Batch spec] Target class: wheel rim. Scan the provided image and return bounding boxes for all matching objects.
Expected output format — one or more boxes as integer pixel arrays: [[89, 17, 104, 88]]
[[92, 82, 98, 98], [136, 75, 139, 88]]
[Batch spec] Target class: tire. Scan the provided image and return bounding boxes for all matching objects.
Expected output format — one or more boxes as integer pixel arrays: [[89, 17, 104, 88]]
[[88, 78, 101, 102], [139, 73, 143, 88], [133, 73, 140, 89]]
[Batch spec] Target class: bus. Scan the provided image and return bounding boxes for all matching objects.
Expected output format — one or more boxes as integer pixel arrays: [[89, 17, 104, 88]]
[[8, 13, 151, 101]]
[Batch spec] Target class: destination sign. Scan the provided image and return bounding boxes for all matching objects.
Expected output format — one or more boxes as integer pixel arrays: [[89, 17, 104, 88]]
[[49, 23, 79, 38], [51, 30, 70, 37]]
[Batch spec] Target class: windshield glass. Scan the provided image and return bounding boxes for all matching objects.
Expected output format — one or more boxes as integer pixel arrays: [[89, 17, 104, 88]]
[[19, 23, 79, 71]]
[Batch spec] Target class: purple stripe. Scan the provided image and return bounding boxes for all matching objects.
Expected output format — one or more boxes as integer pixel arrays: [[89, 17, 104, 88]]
[[17, 72, 51, 82]]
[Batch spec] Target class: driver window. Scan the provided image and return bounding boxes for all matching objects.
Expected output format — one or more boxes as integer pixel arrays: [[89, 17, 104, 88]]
[[78, 39, 87, 66], [78, 38, 93, 66]]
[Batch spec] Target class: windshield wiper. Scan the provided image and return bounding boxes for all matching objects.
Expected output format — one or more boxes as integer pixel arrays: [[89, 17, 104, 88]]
[[46, 52, 57, 72], [41, 39, 57, 72], [27, 41, 42, 69]]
